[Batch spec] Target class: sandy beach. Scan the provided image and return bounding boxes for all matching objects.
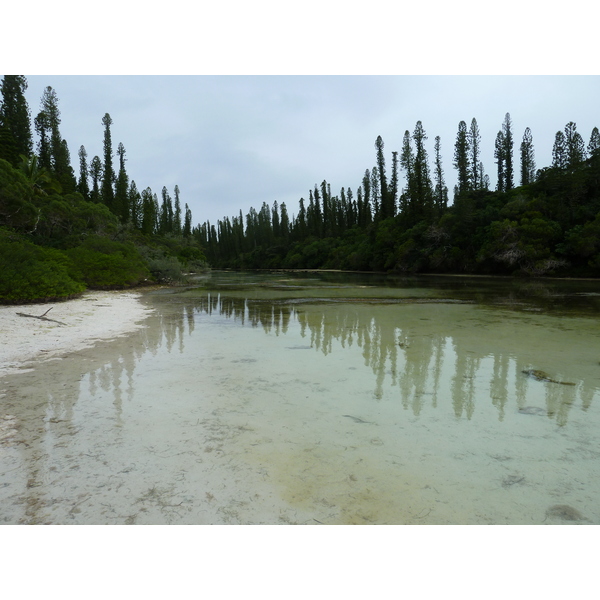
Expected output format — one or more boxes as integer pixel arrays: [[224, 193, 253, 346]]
[[0, 290, 154, 378]]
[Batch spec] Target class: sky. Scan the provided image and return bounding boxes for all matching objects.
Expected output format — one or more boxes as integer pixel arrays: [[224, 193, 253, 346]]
[[18, 75, 600, 229]]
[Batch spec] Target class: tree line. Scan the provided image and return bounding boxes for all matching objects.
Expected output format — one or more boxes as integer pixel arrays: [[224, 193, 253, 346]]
[[0, 75, 206, 303], [199, 113, 600, 277]]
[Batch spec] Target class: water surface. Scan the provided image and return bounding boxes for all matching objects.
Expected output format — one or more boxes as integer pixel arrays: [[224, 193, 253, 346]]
[[2, 271, 600, 524]]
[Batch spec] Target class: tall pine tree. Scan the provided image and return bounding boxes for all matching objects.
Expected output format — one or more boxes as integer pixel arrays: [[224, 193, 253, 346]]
[[469, 118, 481, 189], [552, 131, 567, 169], [433, 135, 448, 214], [77, 145, 90, 200], [588, 127, 600, 158], [520, 127, 536, 185], [0, 75, 33, 164], [89, 155, 103, 203], [412, 121, 433, 222], [101, 113, 115, 210], [502, 113, 514, 191], [453, 120, 470, 196], [114, 142, 129, 222], [494, 131, 506, 191]]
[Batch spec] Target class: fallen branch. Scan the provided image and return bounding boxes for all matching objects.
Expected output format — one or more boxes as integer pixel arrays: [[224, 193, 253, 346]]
[[16, 307, 67, 326]]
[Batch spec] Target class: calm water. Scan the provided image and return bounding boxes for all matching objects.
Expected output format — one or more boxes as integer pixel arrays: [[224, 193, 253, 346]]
[[2, 271, 600, 524]]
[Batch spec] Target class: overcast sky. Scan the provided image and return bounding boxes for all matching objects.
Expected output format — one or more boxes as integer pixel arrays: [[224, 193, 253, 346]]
[[18, 75, 600, 228]]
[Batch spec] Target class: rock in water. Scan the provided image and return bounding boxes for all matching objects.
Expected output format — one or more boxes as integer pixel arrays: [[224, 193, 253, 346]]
[[521, 369, 576, 386], [518, 406, 547, 416], [545, 505, 585, 522]]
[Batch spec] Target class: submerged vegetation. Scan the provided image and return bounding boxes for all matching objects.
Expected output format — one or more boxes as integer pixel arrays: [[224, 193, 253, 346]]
[[2, 75, 599, 303], [0, 75, 207, 303]]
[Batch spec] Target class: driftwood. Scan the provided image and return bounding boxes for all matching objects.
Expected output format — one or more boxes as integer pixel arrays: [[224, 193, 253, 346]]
[[16, 307, 67, 326]]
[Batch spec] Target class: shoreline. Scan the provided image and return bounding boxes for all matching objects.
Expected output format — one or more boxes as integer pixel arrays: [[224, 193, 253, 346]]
[[0, 290, 155, 378]]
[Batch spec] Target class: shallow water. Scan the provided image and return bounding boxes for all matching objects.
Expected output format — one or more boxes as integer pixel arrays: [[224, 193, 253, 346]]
[[2, 271, 600, 524]]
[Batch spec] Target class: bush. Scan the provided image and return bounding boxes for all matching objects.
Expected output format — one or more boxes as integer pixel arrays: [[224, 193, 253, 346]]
[[0, 230, 85, 303], [66, 235, 151, 288]]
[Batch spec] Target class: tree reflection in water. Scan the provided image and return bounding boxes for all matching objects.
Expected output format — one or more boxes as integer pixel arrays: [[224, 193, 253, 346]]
[[182, 291, 598, 428]]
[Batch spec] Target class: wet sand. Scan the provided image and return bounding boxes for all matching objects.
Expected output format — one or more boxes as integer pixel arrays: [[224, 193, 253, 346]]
[[0, 290, 155, 377]]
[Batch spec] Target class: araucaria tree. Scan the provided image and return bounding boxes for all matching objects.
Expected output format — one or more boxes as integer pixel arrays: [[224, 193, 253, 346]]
[[564, 122, 587, 168], [101, 113, 115, 210], [469, 118, 481, 189], [502, 113, 514, 191], [552, 131, 567, 169], [433, 135, 448, 214], [0, 75, 33, 164], [412, 121, 433, 222], [114, 142, 129, 222], [35, 86, 76, 192], [588, 127, 600, 158], [77, 145, 90, 200], [494, 131, 506, 191], [520, 127, 536, 185], [375, 135, 391, 219], [89, 155, 103, 202], [399, 130, 414, 217], [453, 120, 470, 196]]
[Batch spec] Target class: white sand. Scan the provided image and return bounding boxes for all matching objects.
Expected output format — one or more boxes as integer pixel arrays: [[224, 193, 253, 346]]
[[0, 290, 154, 378]]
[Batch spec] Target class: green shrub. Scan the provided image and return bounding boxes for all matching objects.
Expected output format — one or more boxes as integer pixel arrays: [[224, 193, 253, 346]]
[[66, 235, 150, 288], [0, 230, 85, 303]]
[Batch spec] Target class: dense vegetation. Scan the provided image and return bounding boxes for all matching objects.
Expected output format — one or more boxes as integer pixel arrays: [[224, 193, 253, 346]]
[[2, 76, 599, 305], [199, 116, 600, 278], [0, 76, 207, 303]]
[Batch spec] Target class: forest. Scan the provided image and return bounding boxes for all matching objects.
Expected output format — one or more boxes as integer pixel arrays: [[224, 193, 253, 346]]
[[0, 75, 207, 303], [1, 75, 600, 304], [199, 115, 600, 277]]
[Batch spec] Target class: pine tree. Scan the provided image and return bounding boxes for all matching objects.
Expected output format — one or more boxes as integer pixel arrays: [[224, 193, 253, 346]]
[[34, 86, 72, 189], [370, 167, 380, 219], [362, 169, 372, 222], [101, 113, 115, 209], [77, 145, 90, 200], [399, 130, 414, 215], [433, 135, 448, 214], [552, 131, 567, 169], [564, 122, 587, 168], [588, 127, 600, 158], [453, 120, 470, 196], [494, 131, 506, 191], [502, 113, 514, 190], [296, 198, 307, 240], [375, 136, 390, 219], [141, 187, 156, 235], [56, 139, 76, 193], [0, 75, 33, 163], [34, 110, 51, 170], [36, 86, 74, 190], [183, 203, 192, 237], [389, 151, 398, 218], [173, 185, 182, 235], [412, 121, 433, 221], [272, 200, 281, 238], [479, 162, 490, 190], [469, 118, 481, 189], [320, 181, 330, 235], [280, 202, 290, 239], [114, 142, 129, 222], [160, 186, 173, 233], [129, 180, 142, 229], [520, 127, 536, 185], [89, 155, 103, 202]]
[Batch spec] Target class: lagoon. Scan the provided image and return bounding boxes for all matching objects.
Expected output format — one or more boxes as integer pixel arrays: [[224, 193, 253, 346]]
[[2, 271, 600, 524]]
